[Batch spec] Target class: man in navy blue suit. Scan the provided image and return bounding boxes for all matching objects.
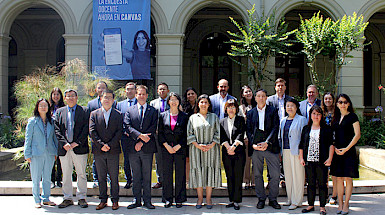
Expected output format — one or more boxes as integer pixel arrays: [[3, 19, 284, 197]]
[[299, 85, 321, 119], [210, 79, 236, 120], [124, 85, 158, 210], [117, 82, 137, 189]]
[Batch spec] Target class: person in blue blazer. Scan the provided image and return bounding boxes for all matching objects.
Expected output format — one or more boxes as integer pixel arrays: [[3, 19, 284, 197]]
[[24, 98, 58, 208], [278, 97, 307, 210], [299, 85, 321, 119], [209, 79, 236, 120]]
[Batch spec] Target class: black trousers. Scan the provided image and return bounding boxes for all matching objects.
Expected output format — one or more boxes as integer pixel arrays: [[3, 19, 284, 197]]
[[51, 157, 62, 183], [305, 161, 328, 207], [161, 148, 187, 203], [222, 151, 246, 203], [129, 151, 153, 203], [95, 153, 120, 203]]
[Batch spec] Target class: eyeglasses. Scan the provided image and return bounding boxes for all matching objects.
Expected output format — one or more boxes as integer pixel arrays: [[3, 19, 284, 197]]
[[337, 101, 348, 104]]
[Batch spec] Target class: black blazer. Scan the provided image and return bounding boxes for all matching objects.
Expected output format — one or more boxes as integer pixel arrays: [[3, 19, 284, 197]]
[[220, 115, 246, 154], [54, 105, 90, 156], [299, 125, 333, 164], [246, 105, 280, 155], [89, 108, 123, 155], [158, 110, 188, 155], [123, 104, 158, 154]]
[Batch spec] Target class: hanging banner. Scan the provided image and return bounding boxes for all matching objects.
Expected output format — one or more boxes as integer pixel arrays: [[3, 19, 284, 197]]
[[92, 0, 151, 80]]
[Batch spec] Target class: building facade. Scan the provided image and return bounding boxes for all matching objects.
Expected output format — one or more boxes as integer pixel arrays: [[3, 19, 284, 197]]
[[0, 0, 384, 115]]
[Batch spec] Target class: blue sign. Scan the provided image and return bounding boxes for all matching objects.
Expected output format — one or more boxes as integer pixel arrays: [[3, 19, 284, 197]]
[[92, 0, 151, 80]]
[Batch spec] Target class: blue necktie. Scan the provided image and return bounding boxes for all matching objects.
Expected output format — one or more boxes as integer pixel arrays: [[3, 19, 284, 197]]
[[139, 105, 144, 123], [67, 108, 74, 142], [128, 100, 133, 106]]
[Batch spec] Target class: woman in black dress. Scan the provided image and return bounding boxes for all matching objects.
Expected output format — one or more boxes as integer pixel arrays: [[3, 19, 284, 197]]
[[330, 94, 361, 215], [220, 99, 246, 210], [158, 92, 189, 208]]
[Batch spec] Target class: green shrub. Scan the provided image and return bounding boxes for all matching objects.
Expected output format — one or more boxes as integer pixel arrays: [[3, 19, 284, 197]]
[[0, 116, 23, 149], [358, 115, 385, 148]]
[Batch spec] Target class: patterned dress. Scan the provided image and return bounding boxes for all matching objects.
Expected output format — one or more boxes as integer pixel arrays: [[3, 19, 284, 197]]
[[187, 113, 221, 188]]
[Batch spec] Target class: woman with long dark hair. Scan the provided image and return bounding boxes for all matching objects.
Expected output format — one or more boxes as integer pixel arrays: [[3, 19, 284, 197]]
[[238, 85, 257, 189], [24, 98, 58, 208], [158, 92, 188, 208], [187, 94, 221, 209], [330, 94, 361, 214], [299, 105, 334, 215], [125, 30, 151, 79]]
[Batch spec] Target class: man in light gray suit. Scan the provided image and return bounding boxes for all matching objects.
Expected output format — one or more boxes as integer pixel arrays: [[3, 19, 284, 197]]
[[267, 78, 293, 122], [149, 82, 170, 189], [209, 79, 236, 120], [299, 85, 321, 119]]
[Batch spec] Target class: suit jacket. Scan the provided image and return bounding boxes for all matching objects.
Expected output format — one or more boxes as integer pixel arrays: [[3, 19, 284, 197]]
[[246, 105, 280, 155], [150, 97, 170, 114], [117, 98, 137, 115], [158, 110, 188, 155], [299, 125, 333, 164], [89, 108, 123, 155], [209, 93, 237, 118], [266, 94, 293, 117], [54, 105, 90, 156], [299, 99, 321, 119], [123, 104, 158, 154], [278, 114, 307, 155], [220, 115, 246, 155], [87, 97, 116, 112], [24, 117, 58, 159]]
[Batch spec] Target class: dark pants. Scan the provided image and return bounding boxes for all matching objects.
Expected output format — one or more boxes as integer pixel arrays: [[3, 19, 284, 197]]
[[305, 161, 328, 207], [223, 151, 246, 203], [121, 139, 132, 184], [95, 153, 120, 203], [162, 148, 187, 203], [51, 157, 62, 183], [251, 150, 280, 201], [155, 136, 163, 183], [129, 151, 153, 203]]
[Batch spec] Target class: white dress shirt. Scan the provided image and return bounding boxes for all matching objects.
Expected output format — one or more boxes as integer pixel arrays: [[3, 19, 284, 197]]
[[219, 94, 227, 120], [257, 105, 266, 131], [277, 94, 285, 120], [102, 106, 112, 128]]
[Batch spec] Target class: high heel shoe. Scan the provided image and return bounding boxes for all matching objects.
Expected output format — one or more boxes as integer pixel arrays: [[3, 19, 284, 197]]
[[341, 211, 349, 215], [302, 207, 315, 213], [336, 210, 342, 214]]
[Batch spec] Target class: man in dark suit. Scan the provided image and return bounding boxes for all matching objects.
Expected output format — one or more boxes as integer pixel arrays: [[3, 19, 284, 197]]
[[210, 79, 237, 120], [54, 89, 89, 209], [150, 82, 170, 189], [246, 89, 281, 210], [89, 89, 122, 210], [87, 81, 116, 188], [117, 82, 137, 189], [124, 85, 158, 209], [266, 78, 293, 121], [299, 85, 321, 119]]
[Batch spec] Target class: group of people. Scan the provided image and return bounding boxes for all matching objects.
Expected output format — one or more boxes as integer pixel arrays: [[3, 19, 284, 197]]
[[24, 78, 360, 214]]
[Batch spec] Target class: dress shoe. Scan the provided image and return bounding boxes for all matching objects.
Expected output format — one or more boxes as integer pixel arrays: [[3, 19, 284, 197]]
[[320, 210, 327, 215], [43, 201, 56, 206], [234, 203, 240, 210], [96, 202, 107, 210], [269, 200, 281, 209], [302, 207, 315, 213], [226, 202, 235, 208], [58, 199, 74, 208], [112, 202, 119, 210], [164, 201, 172, 208], [35, 203, 41, 208], [50, 182, 56, 189], [152, 182, 162, 189], [78, 199, 88, 208], [124, 182, 132, 189], [289, 204, 298, 210], [56, 181, 62, 188], [283, 201, 291, 206], [176, 203, 182, 208], [143, 202, 155, 209], [127, 202, 142, 209], [206, 204, 213, 209], [257, 200, 265, 209]]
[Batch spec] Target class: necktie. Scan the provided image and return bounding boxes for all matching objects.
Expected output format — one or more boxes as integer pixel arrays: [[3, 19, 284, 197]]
[[160, 99, 165, 112], [139, 105, 144, 123], [128, 100, 133, 106], [67, 108, 74, 142]]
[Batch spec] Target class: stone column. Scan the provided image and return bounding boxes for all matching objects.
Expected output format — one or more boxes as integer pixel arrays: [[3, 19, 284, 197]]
[[62, 34, 90, 65], [0, 35, 11, 114], [154, 34, 184, 94], [339, 46, 364, 111]]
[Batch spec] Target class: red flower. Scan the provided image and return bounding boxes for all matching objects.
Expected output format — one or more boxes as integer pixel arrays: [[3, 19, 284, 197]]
[[379, 85, 384, 90]]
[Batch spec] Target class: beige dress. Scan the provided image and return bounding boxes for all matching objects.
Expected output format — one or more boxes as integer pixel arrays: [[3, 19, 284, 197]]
[[187, 113, 221, 188]]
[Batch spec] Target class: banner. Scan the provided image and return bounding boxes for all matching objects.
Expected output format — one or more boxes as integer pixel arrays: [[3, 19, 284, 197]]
[[92, 0, 151, 80]]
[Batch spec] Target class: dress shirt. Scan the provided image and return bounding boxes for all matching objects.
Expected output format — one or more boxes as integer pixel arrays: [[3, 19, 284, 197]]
[[257, 105, 266, 131], [128, 98, 135, 106], [306, 101, 315, 118], [307, 128, 320, 162], [277, 94, 285, 120], [66, 104, 77, 142], [137, 103, 147, 119], [219, 94, 227, 119], [102, 106, 112, 127]]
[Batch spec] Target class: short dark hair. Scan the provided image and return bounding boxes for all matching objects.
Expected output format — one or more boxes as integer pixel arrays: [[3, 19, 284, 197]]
[[158, 82, 169, 89], [275, 78, 286, 85], [64, 89, 78, 97], [96, 80, 108, 89], [255, 88, 267, 96], [167, 92, 182, 108], [33, 98, 52, 124], [136, 85, 148, 94], [125, 82, 136, 88], [224, 99, 239, 114], [101, 89, 115, 98], [285, 97, 302, 115], [196, 94, 212, 113]]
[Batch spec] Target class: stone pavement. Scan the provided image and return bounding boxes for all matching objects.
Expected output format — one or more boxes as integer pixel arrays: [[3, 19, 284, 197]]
[[0, 194, 384, 215]]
